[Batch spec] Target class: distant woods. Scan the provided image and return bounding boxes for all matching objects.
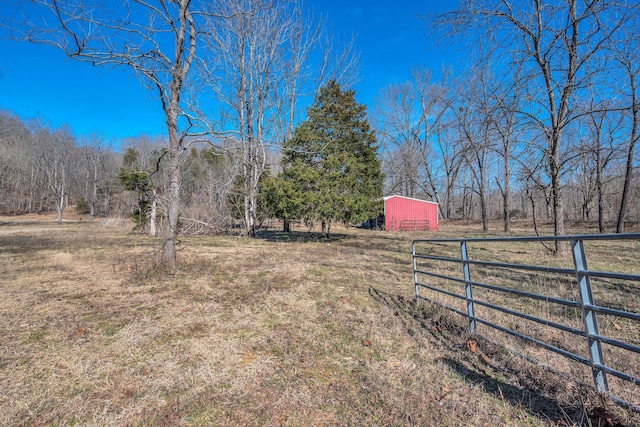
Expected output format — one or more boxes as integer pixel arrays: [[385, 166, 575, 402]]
[[0, 109, 267, 234], [0, 113, 161, 227], [3, 0, 640, 250]]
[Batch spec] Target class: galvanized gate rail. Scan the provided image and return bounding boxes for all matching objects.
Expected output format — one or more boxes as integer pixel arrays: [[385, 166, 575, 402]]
[[412, 233, 640, 411]]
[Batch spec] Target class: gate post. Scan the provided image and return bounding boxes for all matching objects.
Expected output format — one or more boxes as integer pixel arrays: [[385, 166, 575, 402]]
[[571, 238, 608, 393], [461, 241, 476, 333], [413, 241, 420, 303]]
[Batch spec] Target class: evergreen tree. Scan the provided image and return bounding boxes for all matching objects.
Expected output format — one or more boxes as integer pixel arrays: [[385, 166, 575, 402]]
[[265, 80, 384, 235], [118, 148, 153, 227], [262, 161, 319, 232]]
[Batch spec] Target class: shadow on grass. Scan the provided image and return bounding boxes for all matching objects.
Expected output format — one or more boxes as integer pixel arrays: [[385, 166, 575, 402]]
[[438, 357, 584, 424], [254, 229, 353, 243], [368, 286, 636, 427], [0, 225, 133, 256]]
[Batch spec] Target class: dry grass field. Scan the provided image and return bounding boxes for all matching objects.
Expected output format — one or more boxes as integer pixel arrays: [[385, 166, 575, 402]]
[[1, 215, 639, 426]]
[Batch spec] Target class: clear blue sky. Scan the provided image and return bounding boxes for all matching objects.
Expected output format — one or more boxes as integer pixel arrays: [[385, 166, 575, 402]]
[[0, 1, 458, 142]]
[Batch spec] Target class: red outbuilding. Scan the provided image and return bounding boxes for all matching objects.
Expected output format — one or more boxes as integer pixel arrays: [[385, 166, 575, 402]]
[[383, 195, 439, 231]]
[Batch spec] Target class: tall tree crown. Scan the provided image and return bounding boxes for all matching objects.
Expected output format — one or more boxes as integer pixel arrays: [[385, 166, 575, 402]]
[[271, 80, 383, 229]]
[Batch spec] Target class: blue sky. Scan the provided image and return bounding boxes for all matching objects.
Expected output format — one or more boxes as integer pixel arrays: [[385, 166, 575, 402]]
[[0, 1, 458, 142]]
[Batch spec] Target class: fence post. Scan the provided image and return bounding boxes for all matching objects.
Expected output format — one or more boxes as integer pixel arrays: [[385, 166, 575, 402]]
[[461, 241, 476, 333], [571, 238, 608, 393], [413, 241, 420, 304]]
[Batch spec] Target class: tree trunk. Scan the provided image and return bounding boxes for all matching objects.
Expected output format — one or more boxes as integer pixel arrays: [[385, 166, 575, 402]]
[[149, 188, 157, 237], [617, 135, 637, 234], [478, 162, 489, 232], [160, 0, 196, 269], [321, 220, 330, 238], [56, 202, 63, 224], [596, 145, 605, 233], [617, 73, 638, 233], [445, 184, 454, 219], [529, 189, 540, 236], [550, 155, 566, 253], [56, 168, 65, 224], [161, 109, 181, 269], [503, 155, 511, 232], [89, 161, 98, 224], [479, 185, 489, 232]]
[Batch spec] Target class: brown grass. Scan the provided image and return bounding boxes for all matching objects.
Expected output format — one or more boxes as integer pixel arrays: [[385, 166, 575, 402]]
[[0, 216, 639, 426]]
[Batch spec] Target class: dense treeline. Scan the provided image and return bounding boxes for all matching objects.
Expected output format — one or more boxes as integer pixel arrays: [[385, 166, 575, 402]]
[[3, 0, 640, 254], [0, 110, 267, 233], [0, 112, 121, 221]]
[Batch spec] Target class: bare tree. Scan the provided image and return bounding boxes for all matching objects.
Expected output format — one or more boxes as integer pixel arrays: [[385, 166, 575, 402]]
[[437, 131, 465, 220], [33, 125, 75, 223], [614, 31, 640, 233], [277, 10, 358, 141], [181, 143, 239, 231], [120, 136, 169, 236], [490, 61, 524, 232], [202, 0, 358, 237], [436, 0, 639, 251], [376, 82, 426, 198], [452, 66, 499, 232], [203, 0, 282, 236], [10, 0, 203, 268], [375, 68, 450, 215], [79, 134, 113, 223], [578, 104, 622, 232]]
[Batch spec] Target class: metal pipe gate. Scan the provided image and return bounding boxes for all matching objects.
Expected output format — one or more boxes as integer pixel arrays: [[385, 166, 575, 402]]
[[412, 233, 640, 411]]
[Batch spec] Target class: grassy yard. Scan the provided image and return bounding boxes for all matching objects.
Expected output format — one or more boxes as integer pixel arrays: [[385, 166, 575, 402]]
[[0, 217, 638, 426]]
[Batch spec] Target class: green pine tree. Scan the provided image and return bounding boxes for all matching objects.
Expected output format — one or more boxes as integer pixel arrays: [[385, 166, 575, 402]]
[[117, 148, 153, 226], [265, 80, 384, 236]]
